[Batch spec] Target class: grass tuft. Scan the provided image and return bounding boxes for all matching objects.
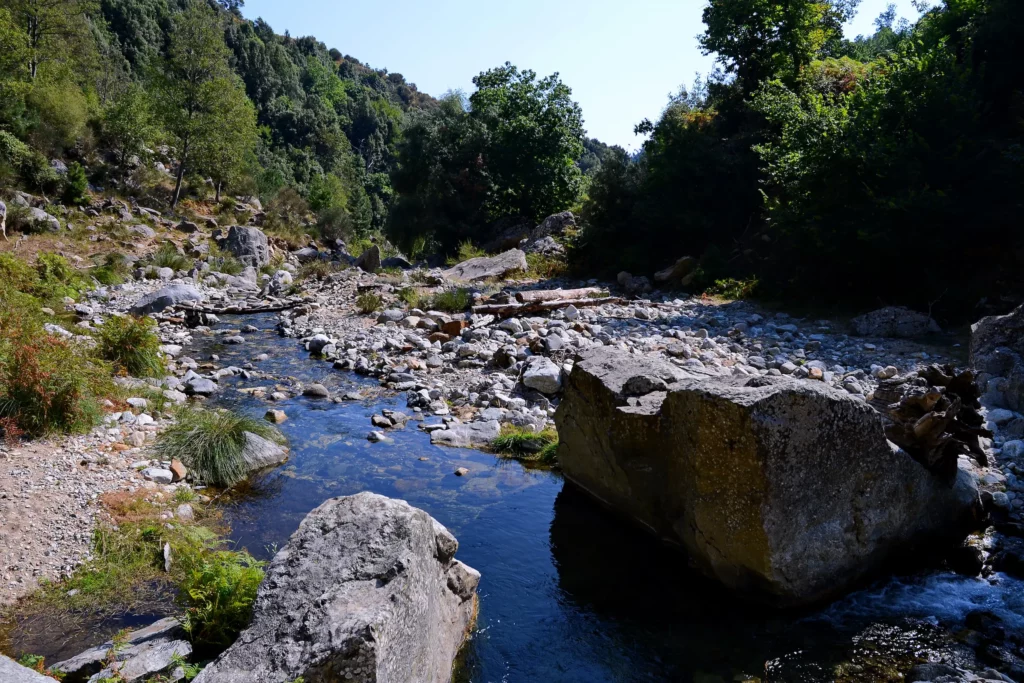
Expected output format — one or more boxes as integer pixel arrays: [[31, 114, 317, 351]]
[[428, 288, 472, 313], [356, 292, 383, 314], [490, 425, 559, 465], [207, 245, 245, 276], [297, 260, 344, 282], [155, 407, 285, 487], [149, 243, 192, 272], [445, 241, 486, 266], [95, 314, 165, 377]]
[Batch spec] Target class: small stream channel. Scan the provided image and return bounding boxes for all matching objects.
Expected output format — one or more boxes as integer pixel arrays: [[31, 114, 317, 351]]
[[11, 313, 1024, 681]]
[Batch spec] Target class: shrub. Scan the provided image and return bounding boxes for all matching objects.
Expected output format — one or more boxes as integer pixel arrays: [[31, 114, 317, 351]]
[[297, 260, 343, 282], [525, 252, 568, 279], [62, 161, 89, 205], [705, 277, 759, 300], [491, 425, 559, 465], [149, 243, 192, 272], [92, 252, 132, 285], [445, 240, 486, 266], [35, 252, 86, 301], [316, 205, 353, 243], [428, 288, 471, 313], [155, 408, 285, 487], [96, 315, 165, 377], [397, 287, 425, 309], [0, 252, 39, 293], [0, 294, 107, 436], [176, 531, 265, 651], [356, 292, 382, 314]]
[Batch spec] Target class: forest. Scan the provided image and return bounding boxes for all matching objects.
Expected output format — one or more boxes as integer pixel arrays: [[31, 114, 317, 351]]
[[0, 0, 1021, 319]]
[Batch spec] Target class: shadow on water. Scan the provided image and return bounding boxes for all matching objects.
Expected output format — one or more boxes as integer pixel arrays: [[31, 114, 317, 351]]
[[7, 312, 1024, 680]]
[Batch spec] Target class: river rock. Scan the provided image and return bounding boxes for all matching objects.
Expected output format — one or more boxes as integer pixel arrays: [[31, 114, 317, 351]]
[[523, 357, 562, 395], [850, 306, 941, 338], [0, 655, 55, 682], [130, 284, 205, 315], [51, 617, 191, 683], [240, 432, 288, 472], [654, 256, 698, 285], [442, 249, 527, 282], [224, 225, 270, 268], [381, 256, 413, 270], [430, 420, 501, 448], [554, 347, 983, 606], [355, 244, 381, 273], [23, 207, 62, 232], [971, 303, 1024, 411], [192, 492, 479, 683]]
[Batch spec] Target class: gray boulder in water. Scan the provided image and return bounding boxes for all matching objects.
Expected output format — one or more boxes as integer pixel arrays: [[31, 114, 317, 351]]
[[224, 225, 270, 268], [554, 347, 983, 606], [193, 492, 479, 683], [130, 284, 204, 315], [442, 248, 527, 282]]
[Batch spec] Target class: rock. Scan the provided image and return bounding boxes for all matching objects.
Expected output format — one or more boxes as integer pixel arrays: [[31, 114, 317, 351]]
[[129, 224, 156, 239], [906, 663, 967, 683], [850, 306, 941, 338], [355, 244, 381, 273], [616, 272, 652, 296], [240, 432, 288, 472], [185, 377, 218, 396], [523, 235, 565, 257], [265, 409, 287, 424], [176, 503, 195, 522], [302, 383, 330, 399], [51, 617, 191, 683], [533, 211, 575, 239], [443, 249, 527, 282], [141, 467, 174, 484], [381, 256, 413, 270], [454, 467, 470, 477], [170, 459, 187, 482], [972, 304, 1024, 411], [176, 220, 200, 233], [430, 420, 501, 449], [523, 357, 562, 395], [554, 347, 983, 606], [654, 256, 698, 284], [224, 225, 270, 268], [23, 207, 62, 232], [192, 493, 478, 683], [293, 247, 319, 263], [130, 284, 205, 315], [0, 655, 55, 682]]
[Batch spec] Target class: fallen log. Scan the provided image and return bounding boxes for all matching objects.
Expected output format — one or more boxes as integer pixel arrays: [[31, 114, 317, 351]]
[[175, 300, 307, 315], [471, 296, 624, 319], [515, 287, 606, 303]]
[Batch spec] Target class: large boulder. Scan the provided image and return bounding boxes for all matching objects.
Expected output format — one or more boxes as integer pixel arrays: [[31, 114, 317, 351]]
[[240, 431, 288, 472], [23, 206, 62, 232], [130, 284, 204, 315], [554, 347, 982, 606], [193, 492, 479, 683], [224, 225, 270, 268], [50, 617, 191, 682], [850, 306, 941, 338], [443, 249, 527, 282], [971, 303, 1024, 411], [0, 655, 56, 682], [355, 244, 381, 273], [654, 255, 698, 285]]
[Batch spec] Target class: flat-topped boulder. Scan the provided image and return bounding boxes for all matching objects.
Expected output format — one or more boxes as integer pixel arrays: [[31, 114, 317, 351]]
[[443, 248, 526, 282], [194, 492, 479, 683], [130, 284, 204, 315], [555, 347, 983, 606]]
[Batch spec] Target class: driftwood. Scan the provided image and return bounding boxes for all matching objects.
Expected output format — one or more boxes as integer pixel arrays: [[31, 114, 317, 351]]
[[176, 301, 306, 315], [514, 287, 606, 304], [471, 296, 624, 320], [870, 364, 990, 481]]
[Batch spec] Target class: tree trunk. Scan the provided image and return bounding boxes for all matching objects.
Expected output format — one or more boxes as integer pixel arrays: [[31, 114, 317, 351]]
[[171, 159, 186, 208], [215, 181, 222, 203], [515, 287, 606, 303], [471, 297, 625, 320]]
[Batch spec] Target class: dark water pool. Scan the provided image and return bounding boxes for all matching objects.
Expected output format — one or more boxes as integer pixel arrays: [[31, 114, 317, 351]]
[[9, 313, 1024, 681]]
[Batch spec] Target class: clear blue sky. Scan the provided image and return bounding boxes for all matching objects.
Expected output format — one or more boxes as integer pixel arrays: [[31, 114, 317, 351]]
[[242, 0, 928, 150]]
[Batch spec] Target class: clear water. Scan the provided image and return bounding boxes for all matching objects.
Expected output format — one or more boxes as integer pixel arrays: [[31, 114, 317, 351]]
[[11, 313, 1024, 680]]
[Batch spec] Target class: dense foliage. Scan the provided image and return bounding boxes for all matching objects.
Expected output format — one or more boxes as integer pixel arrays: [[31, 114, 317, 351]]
[[578, 0, 1024, 318]]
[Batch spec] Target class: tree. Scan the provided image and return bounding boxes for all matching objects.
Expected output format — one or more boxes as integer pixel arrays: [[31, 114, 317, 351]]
[[469, 63, 585, 222], [700, 0, 861, 88], [101, 82, 156, 169], [156, 1, 253, 207], [192, 82, 258, 201], [1, 0, 99, 79], [0, 7, 29, 79]]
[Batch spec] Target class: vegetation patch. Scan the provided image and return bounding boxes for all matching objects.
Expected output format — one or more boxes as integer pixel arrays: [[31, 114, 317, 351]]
[[148, 243, 192, 273], [355, 292, 383, 314], [297, 260, 344, 282], [427, 288, 472, 313], [490, 424, 559, 466], [154, 407, 285, 487], [445, 241, 487, 266], [95, 314, 165, 378], [207, 245, 245, 276]]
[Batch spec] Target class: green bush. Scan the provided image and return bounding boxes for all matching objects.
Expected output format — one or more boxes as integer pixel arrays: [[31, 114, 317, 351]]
[[0, 130, 58, 190], [356, 292, 382, 314], [445, 240, 486, 266], [297, 259, 343, 282], [0, 291, 107, 436], [397, 287, 425, 309], [35, 252, 86, 301], [148, 243, 192, 272], [96, 315, 165, 377], [207, 245, 244, 275], [62, 161, 89, 205], [428, 288, 471, 313], [92, 252, 132, 285], [155, 408, 285, 487]]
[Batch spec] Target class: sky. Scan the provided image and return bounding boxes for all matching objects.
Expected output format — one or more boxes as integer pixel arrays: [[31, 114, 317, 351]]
[[241, 0, 928, 150]]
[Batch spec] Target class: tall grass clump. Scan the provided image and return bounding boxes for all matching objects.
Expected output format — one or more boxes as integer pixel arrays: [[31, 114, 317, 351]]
[[208, 244, 245, 275], [356, 292, 382, 314], [445, 240, 486, 266], [155, 408, 285, 487], [92, 252, 132, 285], [149, 242, 192, 272], [490, 425, 559, 466], [428, 288, 472, 313], [397, 287, 425, 309], [96, 314, 165, 377], [298, 259, 343, 282], [0, 288, 108, 436]]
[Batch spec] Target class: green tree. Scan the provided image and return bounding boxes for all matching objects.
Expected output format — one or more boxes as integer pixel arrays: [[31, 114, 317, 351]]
[[192, 82, 258, 202], [0, 7, 29, 78], [101, 82, 156, 169], [469, 63, 585, 222], [1, 0, 99, 79], [156, 1, 252, 207]]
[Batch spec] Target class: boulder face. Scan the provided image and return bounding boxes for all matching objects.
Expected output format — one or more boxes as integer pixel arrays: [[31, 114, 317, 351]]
[[130, 284, 204, 315], [224, 225, 270, 268], [193, 492, 479, 683], [355, 244, 381, 273], [443, 249, 527, 282], [850, 306, 941, 338], [0, 655, 56, 682], [555, 347, 982, 606], [971, 304, 1024, 411]]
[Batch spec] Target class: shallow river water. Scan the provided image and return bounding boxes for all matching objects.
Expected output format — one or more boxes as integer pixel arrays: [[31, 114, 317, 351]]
[[13, 313, 1024, 681]]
